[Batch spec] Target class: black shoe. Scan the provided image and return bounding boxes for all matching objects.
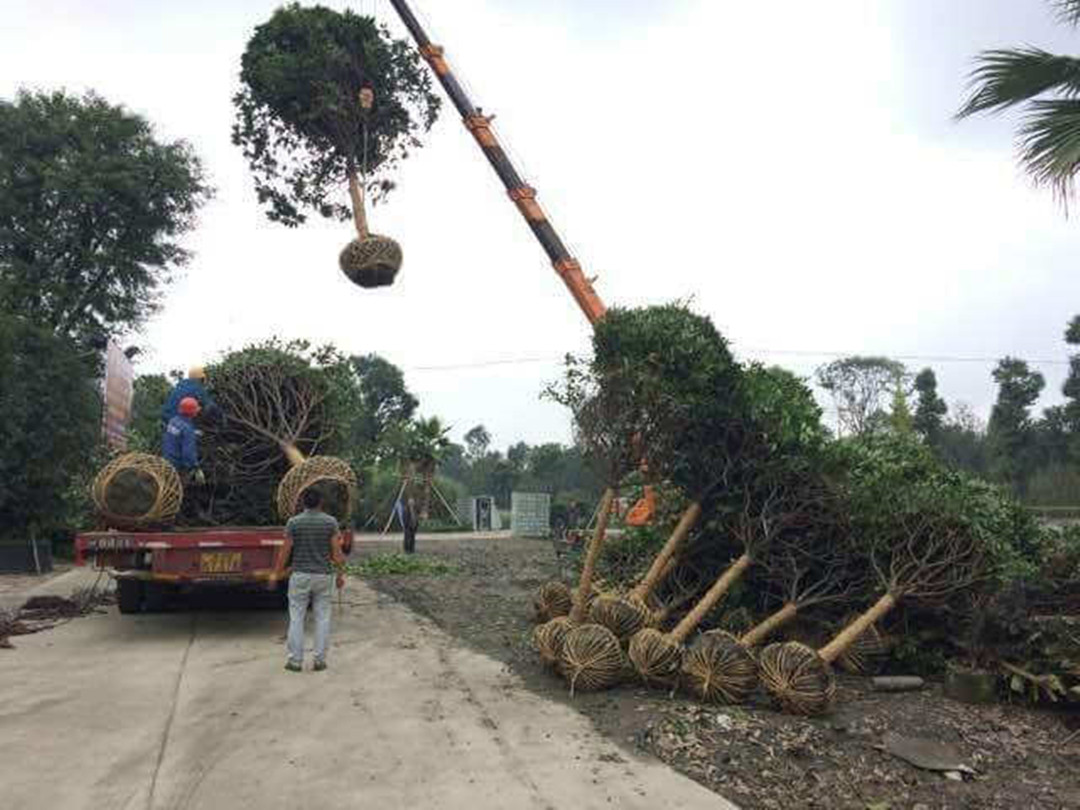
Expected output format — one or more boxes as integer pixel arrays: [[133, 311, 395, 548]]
[[313, 660, 327, 672]]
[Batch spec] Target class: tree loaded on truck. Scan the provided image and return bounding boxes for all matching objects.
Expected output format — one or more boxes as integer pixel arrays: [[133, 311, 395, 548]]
[[79, 340, 359, 612]]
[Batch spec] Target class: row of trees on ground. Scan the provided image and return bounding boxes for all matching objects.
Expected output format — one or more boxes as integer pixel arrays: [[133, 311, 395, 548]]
[[815, 315, 1080, 504]]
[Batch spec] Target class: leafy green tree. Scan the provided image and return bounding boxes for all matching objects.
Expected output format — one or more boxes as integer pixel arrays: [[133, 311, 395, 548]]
[[464, 425, 491, 461], [344, 353, 417, 464], [957, 0, 1080, 207], [913, 368, 948, 446], [937, 403, 991, 478], [816, 356, 908, 438], [126, 373, 173, 453], [0, 314, 102, 541], [232, 3, 440, 227], [1064, 315, 1080, 439], [0, 90, 211, 340], [988, 357, 1045, 493]]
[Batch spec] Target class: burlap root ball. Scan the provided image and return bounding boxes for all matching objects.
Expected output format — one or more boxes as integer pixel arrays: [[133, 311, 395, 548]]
[[588, 595, 650, 642], [276, 456, 358, 523], [339, 235, 403, 288], [682, 631, 758, 704], [835, 616, 889, 675], [534, 616, 573, 669], [91, 453, 183, 529], [758, 641, 836, 716], [560, 624, 626, 696], [627, 627, 684, 687], [533, 581, 573, 623]]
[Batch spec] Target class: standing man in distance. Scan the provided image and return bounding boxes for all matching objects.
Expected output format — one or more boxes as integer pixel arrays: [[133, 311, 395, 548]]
[[401, 495, 419, 554], [162, 396, 205, 487], [276, 488, 345, 672]]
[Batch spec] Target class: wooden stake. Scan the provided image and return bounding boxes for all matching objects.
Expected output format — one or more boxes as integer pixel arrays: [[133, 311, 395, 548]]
[[570, 488, 616, 624], [818, 592, 897, 664]]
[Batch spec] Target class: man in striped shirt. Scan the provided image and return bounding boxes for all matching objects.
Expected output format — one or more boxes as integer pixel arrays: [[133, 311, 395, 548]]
[[276, 488, 345, 672]]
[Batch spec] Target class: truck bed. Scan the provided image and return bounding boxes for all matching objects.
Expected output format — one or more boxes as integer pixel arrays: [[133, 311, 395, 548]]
[[76, 526, 287, 585]]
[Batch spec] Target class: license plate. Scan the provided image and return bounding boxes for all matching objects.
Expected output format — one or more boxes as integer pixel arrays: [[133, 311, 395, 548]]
[[199, 552, 243, 574]]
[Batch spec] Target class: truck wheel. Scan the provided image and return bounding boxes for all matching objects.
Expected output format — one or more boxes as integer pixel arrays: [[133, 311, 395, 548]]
[[116, 579, 144, 614]]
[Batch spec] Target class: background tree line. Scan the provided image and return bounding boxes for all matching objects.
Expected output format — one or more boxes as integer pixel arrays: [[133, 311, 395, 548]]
[[816, 314, 1080, 505]]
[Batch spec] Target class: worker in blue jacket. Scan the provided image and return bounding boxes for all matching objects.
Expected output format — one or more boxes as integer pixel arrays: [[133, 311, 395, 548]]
[[162, 366, 219, 423], [162, 397, 206, 486]]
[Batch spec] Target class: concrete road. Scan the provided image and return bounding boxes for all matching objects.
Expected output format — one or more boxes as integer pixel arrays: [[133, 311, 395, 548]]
[[1, 567, 735, 810]]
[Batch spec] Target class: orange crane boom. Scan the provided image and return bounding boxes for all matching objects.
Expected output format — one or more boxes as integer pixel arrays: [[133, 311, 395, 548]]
[[388, 0, 605, 325], [390, 0, 655, 524]]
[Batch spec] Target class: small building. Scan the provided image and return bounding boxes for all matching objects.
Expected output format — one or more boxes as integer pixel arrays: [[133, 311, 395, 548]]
[[456, 496, 502, 532], [511, 492, 551, 538]]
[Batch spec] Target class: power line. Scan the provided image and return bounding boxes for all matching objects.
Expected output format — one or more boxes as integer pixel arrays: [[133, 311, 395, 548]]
[[404, 348, 1073, 373]]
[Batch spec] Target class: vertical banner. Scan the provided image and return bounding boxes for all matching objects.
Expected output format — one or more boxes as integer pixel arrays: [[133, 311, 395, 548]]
[[101, 342, 134, 450]]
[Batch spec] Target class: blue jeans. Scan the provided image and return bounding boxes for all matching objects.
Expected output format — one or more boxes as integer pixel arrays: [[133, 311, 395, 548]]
[[286, 572, 334, 664]]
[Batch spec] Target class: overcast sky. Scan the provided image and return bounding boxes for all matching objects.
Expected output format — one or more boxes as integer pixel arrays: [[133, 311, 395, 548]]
[[3, 0, 1078, 449]]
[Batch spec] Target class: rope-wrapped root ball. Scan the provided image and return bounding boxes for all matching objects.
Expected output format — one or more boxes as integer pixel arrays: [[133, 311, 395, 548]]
[[560, 623, 626, 696], [91, 453, 183, 529], [682, 631, 759, 704], [533, 581, 573, 623], [276, 455, 358, 523], [589, 595, 651, 642], [627, 627, 684, 687], [533, 616, 573, 670], [339, 235, 403, 289], [758, 641, 836, 716]]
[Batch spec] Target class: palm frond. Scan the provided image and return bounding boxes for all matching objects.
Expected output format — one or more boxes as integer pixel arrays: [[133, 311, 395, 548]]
[[1054, 0, 1080, 27], [957, 48, 1080, 118], [1018, 98, 1080, 207]]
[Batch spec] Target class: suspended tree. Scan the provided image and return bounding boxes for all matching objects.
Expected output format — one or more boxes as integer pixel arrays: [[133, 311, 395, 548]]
[[233, 4, 441, 287]]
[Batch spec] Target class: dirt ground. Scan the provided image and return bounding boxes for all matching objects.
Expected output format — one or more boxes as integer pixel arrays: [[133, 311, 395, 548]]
[[358, 535, 1080, 810]]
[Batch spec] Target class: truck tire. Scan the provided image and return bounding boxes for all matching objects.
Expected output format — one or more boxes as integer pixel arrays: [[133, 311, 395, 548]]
[[116, 579, 144, 614]]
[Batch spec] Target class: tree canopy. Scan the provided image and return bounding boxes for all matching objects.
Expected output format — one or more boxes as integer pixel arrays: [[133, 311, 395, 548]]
[[0, 314, 102, 540], [0, 89, 211, 340], [232, 3, 441, 226], [817, 356, 908, 438]]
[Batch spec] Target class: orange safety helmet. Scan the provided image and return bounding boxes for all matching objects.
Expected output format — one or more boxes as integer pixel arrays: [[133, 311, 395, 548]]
[[178, 397, 201, 417]]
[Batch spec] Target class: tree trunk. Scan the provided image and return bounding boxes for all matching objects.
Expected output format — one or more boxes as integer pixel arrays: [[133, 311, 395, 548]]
[[569, 488, 616, 624], [629, 500, 702, 602], [348, 169, 369, 240], [739, 601, 799, 648], [818, 592, 897, 664], [281, 443, 305, 468], [670, 552, 752, 644]]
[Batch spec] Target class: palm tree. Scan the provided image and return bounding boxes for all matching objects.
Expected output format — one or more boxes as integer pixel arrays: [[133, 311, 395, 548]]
[[389, 416, 451, 520], [957, 0, 1080, 207]]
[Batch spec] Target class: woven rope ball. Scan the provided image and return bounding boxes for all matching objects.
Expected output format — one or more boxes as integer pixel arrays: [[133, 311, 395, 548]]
[[589, 595, 651, 642], [758, 641, 836, 716], [91, 453, 183, 529], [835, 615, 889, 675], [560, 624, 626, 696], [682, 631, 758, 704], [339, 235, 403, 288], [534, 616, 573, 669], [276, 456, 358, 524], [533, 581, 573, 623], [627, 627, 684, 687]]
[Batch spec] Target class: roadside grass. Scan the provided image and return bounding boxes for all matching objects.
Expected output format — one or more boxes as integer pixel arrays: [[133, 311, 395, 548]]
[[347, 553, 458, 577]]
